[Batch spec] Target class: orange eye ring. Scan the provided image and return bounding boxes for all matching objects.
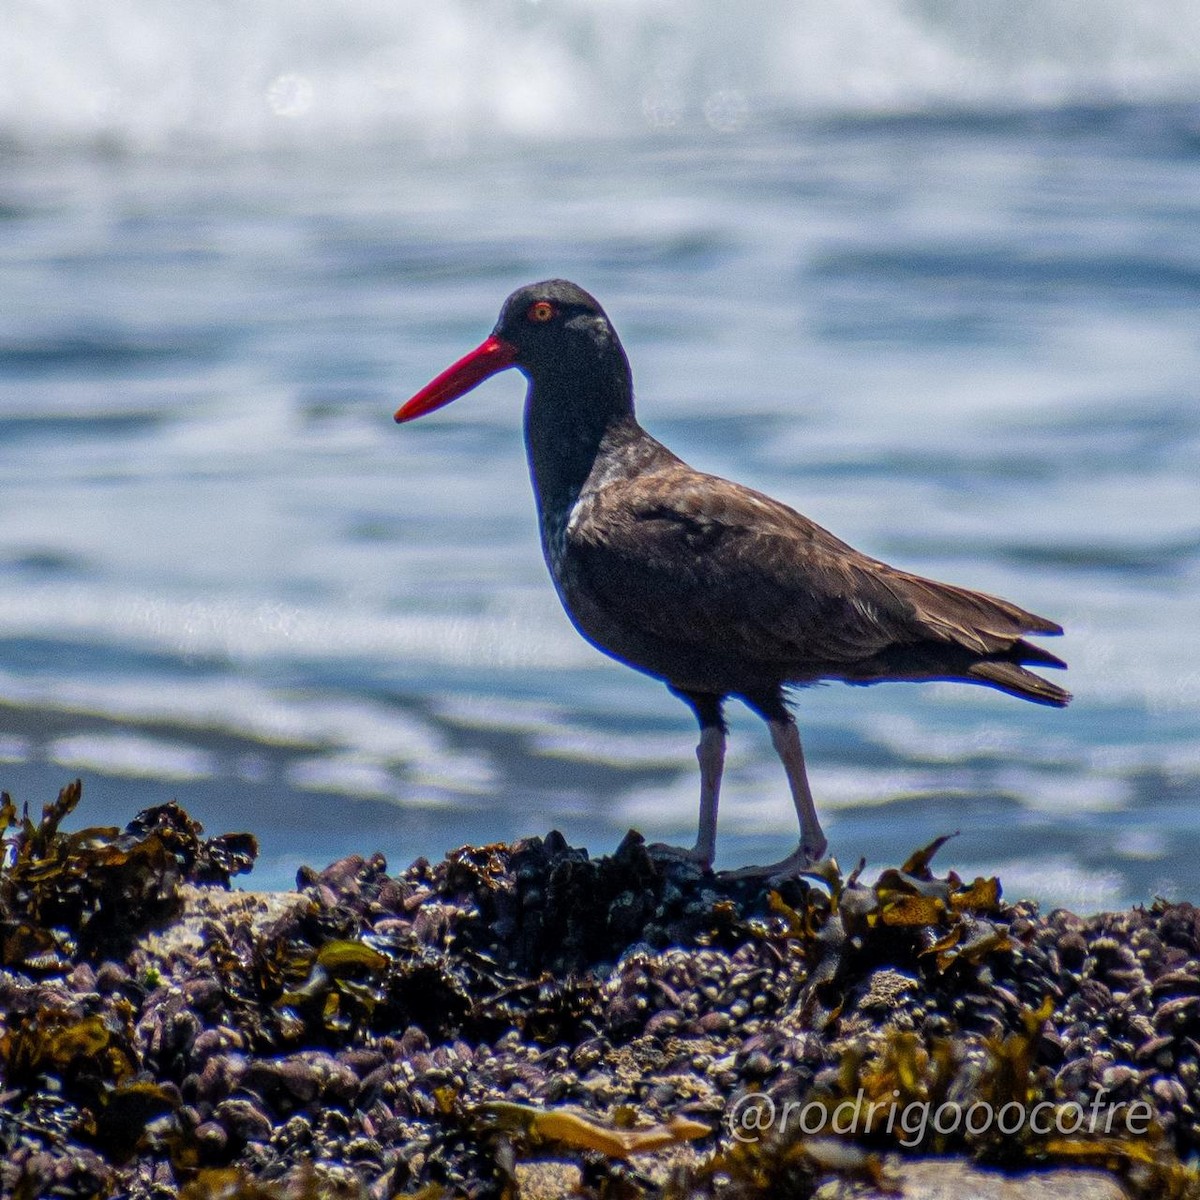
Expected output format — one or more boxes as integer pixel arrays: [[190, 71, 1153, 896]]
[[527, 300, 556, 323]]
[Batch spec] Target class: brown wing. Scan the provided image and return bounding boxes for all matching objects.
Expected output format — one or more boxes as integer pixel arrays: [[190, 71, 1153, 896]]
[[567, 465, 1065, 683]]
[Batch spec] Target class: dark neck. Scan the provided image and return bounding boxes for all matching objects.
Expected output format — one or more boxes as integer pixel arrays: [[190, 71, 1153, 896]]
[[522, 349, 638, 517]]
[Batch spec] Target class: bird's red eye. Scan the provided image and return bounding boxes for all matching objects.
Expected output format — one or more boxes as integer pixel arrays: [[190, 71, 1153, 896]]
[[527, 300, 556, 323]]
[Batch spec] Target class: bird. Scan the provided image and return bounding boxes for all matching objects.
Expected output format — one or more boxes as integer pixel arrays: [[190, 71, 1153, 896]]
[[395, 280, 1070, 877]]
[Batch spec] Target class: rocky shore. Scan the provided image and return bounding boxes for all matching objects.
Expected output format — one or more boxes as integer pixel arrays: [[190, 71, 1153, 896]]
[[1, 781, 1198, 1199]]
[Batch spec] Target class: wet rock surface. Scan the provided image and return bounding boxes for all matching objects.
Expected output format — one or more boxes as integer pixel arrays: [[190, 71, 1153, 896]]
[[1, 782, 1198, 1198]]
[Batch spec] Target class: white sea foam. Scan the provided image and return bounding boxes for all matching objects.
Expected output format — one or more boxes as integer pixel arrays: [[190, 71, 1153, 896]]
[[4, 1, 1200, 151], [529, 729, 695, 770], [1112, 827, 1169, 861], [48, 731, 216, 782], [284, 754, 401, 799], [0, 583, 595, 673], [0, 735, 33, 764], [431, 695, 572, 736]]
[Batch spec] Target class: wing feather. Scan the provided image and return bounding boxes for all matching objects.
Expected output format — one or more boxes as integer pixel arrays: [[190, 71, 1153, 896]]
[[567, 468, 1060, 677]]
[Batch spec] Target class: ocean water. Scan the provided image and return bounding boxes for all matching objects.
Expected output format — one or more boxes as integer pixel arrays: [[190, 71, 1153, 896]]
[[1, 1, 1198, 910]]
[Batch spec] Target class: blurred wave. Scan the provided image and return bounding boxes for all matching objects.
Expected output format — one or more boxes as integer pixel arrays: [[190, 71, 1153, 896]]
[[4, 0, 1200, 151]]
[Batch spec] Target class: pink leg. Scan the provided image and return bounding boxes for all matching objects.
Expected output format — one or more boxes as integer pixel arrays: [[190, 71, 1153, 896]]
[[721, 716, 828, 881], [770, 718, 828, 863], [649, 724, 725, 869], [649, 692, 726, 870], [691, 724, 725, 865]]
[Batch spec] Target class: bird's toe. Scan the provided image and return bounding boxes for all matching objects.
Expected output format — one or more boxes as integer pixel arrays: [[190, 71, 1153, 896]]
[[647, 841, 714, 871], [719, 842, 831, 883], [801, 832, 829, 864]]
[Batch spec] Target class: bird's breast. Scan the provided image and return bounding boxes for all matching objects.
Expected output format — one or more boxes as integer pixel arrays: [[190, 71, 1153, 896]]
[[539, 504, 572, 583]]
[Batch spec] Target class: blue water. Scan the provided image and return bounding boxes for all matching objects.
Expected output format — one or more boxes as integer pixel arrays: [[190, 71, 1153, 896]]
[[1, 2, 1198, 910]]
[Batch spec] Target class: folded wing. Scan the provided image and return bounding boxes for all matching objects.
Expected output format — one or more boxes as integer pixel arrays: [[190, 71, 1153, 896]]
[[568, 467, 1069, 705]]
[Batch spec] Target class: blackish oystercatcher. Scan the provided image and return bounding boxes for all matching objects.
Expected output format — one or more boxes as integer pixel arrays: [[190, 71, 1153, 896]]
[[395, 280, 1070, 877]]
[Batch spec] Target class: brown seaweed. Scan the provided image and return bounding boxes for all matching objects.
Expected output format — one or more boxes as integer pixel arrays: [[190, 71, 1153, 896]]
[[0, 780, 257, 968]]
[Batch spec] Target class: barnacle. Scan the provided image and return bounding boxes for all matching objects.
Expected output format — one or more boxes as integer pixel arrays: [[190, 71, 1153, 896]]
[[2, 785, 1199, 1200]]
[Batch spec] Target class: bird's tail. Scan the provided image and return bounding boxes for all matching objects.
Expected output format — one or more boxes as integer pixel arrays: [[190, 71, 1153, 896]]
[[966, 656, 1071, 707], [890, 572, 1071, 706]]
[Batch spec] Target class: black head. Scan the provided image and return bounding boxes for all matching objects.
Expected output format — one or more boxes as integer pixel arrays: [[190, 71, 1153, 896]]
[[492, 279, 621, 376], [396, 279, 631, 423]]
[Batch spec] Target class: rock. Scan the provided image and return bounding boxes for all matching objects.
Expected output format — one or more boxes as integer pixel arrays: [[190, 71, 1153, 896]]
[[814, 1158, 1130, 1200]]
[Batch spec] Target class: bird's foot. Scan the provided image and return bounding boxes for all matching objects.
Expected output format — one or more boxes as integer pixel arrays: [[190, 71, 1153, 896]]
[[646, 841, 714, 872], [718, 836, 829, 884]]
